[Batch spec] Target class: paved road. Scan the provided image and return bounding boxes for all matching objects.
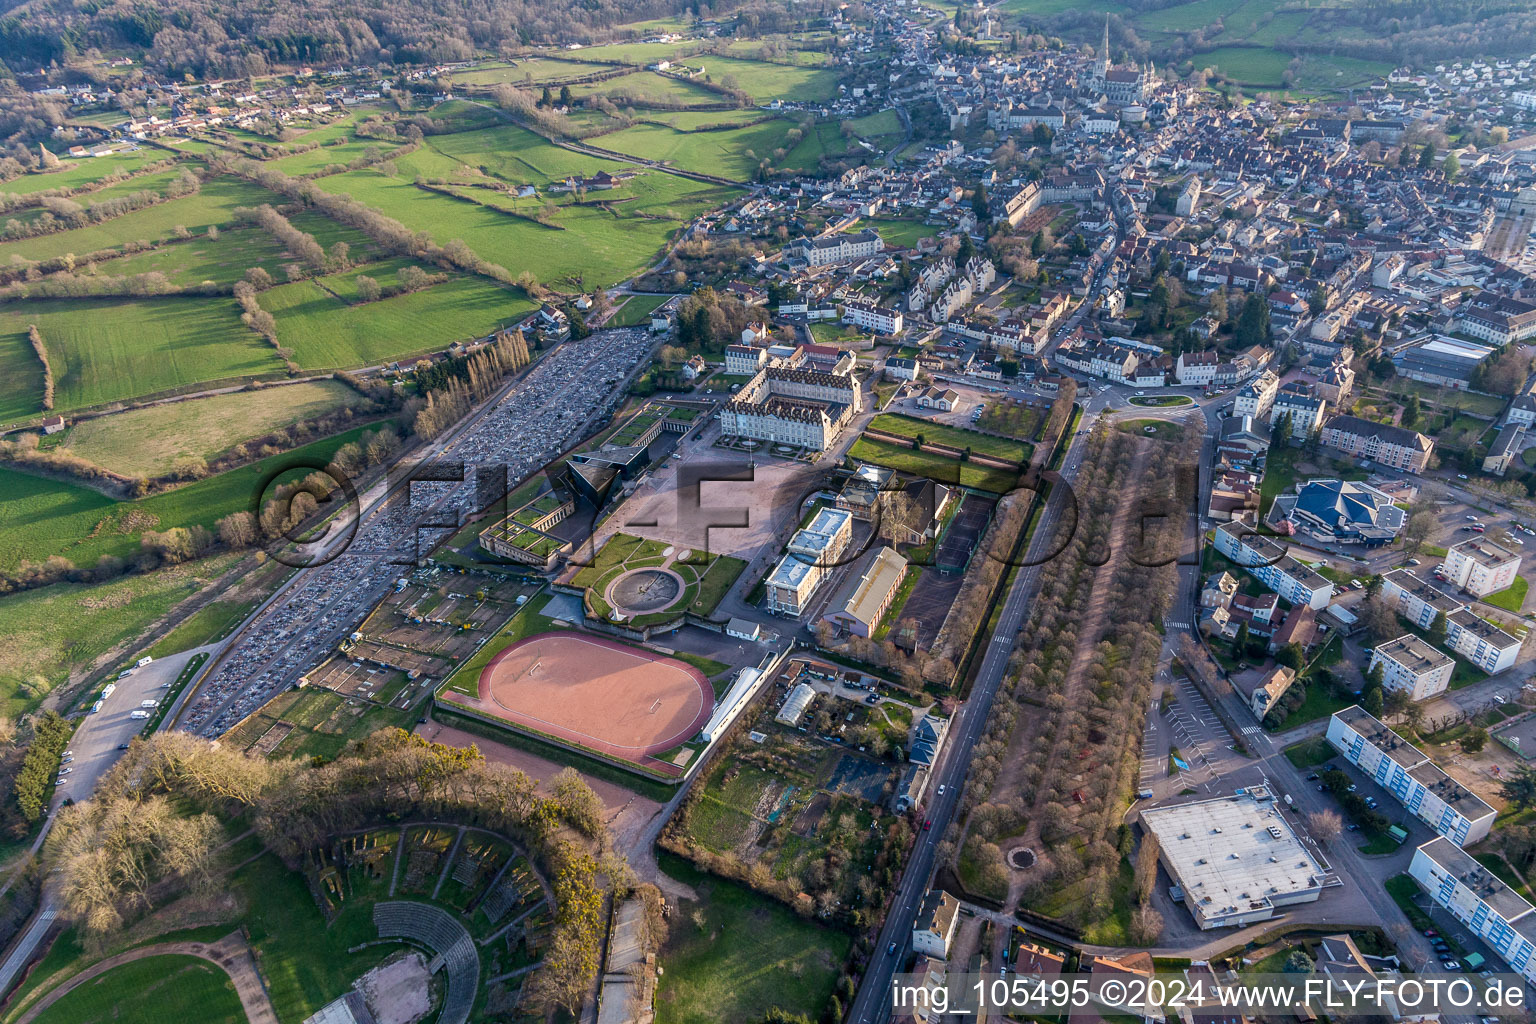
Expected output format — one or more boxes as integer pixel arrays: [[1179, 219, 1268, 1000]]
[[847, 423, 1094, 1024]]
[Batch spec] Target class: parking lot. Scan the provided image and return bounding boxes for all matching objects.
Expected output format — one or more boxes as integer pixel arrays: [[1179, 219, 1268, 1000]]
[[178, 327, 658, 737]]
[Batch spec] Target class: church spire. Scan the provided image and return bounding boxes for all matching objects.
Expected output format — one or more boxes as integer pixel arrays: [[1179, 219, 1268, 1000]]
[[1100, 17, 1111, 79]]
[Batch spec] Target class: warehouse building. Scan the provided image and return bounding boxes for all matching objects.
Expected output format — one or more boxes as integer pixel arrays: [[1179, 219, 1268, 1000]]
[[1140, 790, 1327, 930]]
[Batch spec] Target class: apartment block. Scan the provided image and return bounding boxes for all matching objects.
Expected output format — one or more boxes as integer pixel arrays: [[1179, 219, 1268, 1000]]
[[1369, 634, 1454, 701], [1443, 537, 1521, 598], [1446, 609, 1523, 674], [1212, 519, 1334, 609], [1380, 568, 1462, 629], [1326, 707, 1495, 846], [1317, 415, 1434, 474], [1409, 838, 1536, 983]]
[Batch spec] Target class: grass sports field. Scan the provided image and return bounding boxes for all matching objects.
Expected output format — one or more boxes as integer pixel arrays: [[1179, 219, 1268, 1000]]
[[609, 294, 669, 327], [0, 296, 284, 412], [27, 955, 245, 1024], [60, 380, 366, 478], [0, 424, 378, 573]]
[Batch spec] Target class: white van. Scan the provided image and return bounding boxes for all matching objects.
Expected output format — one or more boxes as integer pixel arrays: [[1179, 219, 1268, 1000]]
[[90, 700, 104, 714], [129, 710, 151, 720], [139, 699, 158, 709]]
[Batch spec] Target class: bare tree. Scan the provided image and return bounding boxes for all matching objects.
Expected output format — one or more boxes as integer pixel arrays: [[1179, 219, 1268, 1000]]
[[1306, 809, 1343, 846]]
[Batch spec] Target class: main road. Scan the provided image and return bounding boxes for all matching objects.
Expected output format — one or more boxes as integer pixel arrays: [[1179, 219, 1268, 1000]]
[[847, 419, 1095, 1024]]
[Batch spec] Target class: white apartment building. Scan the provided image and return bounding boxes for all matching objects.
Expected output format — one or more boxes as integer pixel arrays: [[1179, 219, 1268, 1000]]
[[1232, 369, 1279, 421], [1175, 350, 1218, 386], [1271, 388, 1327, 437], [1369, 634, 1454, 701], [1213, 518, 1334, 609], [1446, 609, 1523, 674], [1328, 707, 1496, 845], [795, 228, 882, 266], [1443, 537, 1521, 597], [842, 299, 904, 335], [1410, 838, 1536, 983]]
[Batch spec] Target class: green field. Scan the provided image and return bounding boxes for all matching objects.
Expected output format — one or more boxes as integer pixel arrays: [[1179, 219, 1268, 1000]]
[[0, 177, 281, 263], [0, 424, 377, 573], [451, 58, 619, 84], [0, 553, 246, 717], [655, 852, 849, 1024], [695, 56, 842, 103], [572, 70, 725, 106], [87, 226, 293, 288], [610, 294, 668, 327], [422, 123, 629, 185], [261, 270, 535, 369], [868, 413, 1031, 463], [317, 166, 739, 289], [595, 118, 823, 181], [0, 148, 174, 197], [0, 329, 47, 424], [28, 955, 244, 1024], [0, 296, 282, 412], [61, 380, 365, 477], [143, 598, 258, 659], [849, 437, 1023, 493]]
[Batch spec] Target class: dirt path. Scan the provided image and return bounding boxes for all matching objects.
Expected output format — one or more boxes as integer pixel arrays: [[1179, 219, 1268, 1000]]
[[14, 932, 276, 1024], [1000, 441, 1151, 911]]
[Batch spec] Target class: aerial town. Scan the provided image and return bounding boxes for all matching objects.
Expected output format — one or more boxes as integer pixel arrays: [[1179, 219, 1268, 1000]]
[[4, 0, 1536, 1021]]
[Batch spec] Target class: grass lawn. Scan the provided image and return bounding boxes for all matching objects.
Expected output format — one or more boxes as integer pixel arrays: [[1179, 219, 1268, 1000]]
[[864, 218, 938, 249], [655, 851, 848, 1024], [422, 123, 628, 186], [29, 955, 243, 1024], [143, 598, 258, 659], [1483, 576, 1529, 614], [1129, 394, 1193, 407], [848, 437, 1021, 494], [572, 70, 724, 107], [610, 294, 668, 328], [0, 424, 380, 573], [868, 413, 1031, 463], [695, 55, 843, 103], [261, 271, 536, 369], [0, 553, 246, 719], [1270, 679, 1353, 731], [62, 380, 365, 477], [450, 58, 618, 84], [1283, 736, 1335, 769], [1116, 418, 1185, 443], [0, 296, 284, 412]]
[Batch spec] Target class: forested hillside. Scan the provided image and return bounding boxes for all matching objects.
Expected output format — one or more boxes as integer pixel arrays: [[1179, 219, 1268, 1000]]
[[0, 0, 816, 77]]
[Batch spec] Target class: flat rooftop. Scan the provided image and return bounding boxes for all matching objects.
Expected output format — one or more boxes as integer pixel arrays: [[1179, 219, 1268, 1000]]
[[1448, 609, 1522, 650], [1374, 633, 1453, 675], [1417, 836, 1532, 925], [1450, 537, 1520, 568], [1141, 793, 1327, 919], [1382, 568, 1462, 614], [767, 552, 815, 590]]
